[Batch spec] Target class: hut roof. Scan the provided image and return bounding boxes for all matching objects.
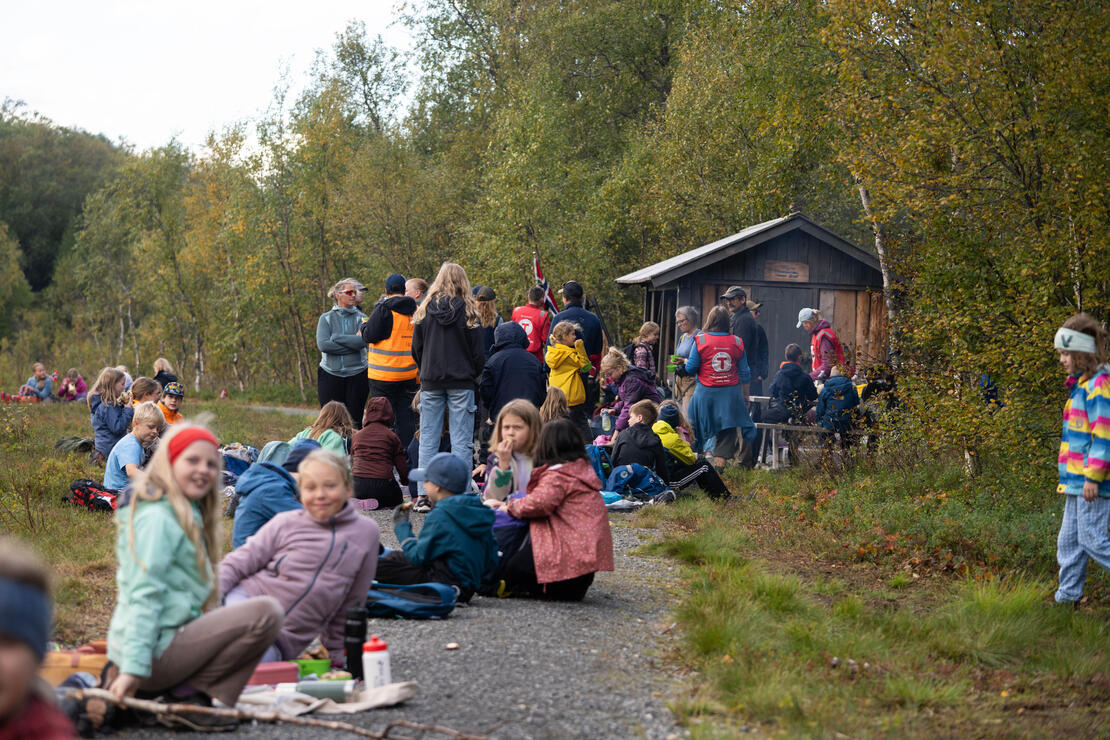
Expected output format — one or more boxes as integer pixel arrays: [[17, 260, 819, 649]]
[[615, 212, 879, 288]]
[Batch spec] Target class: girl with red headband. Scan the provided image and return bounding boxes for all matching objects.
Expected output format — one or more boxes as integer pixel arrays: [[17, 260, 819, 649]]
[[97, 423, 284, 731]]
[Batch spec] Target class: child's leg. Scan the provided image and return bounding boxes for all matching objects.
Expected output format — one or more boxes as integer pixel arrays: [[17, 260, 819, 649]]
[[1076, 495, 1110, 573], [142, 596, 283, 706], [670, 458, 730, 499], [1056, 495, 1089, 603], [345, 374, 370, 431], [374, 551, 430, 585], [417, 391, 447, 497], [445, 388, 476, 469], [540, 572, 595, 602]]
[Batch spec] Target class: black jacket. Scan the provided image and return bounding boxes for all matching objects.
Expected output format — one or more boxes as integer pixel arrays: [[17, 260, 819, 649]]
[[412, 297, 485, 391], [611, 422, 670, 484], [550, 302, 604, 358], [752, 322, 769, 380], [360, 295, 417, 345], [729, 306, 758, 359], [479, 322, 547, 421], [769, 361, 818, 416]]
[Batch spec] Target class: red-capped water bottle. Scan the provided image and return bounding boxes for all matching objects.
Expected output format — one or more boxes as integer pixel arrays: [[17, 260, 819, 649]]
[[362, 635, 391, 688]]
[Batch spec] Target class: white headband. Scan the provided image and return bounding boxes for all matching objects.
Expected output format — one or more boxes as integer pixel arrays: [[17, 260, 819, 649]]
[[1055, 327, 1098, 355]]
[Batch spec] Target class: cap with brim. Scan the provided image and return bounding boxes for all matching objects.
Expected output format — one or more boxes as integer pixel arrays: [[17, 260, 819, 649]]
[[283, 439, 322, 472], [748, 301, 762, 312], [475, 285, 496, 301], [385, 273, 406, 293], [409, 452, 470, 494], [720, 286, 746, 299], [797, 307, 817, 328]]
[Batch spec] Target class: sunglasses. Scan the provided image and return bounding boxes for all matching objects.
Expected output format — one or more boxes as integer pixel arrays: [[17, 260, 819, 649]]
[[342, 289, 359, 296]]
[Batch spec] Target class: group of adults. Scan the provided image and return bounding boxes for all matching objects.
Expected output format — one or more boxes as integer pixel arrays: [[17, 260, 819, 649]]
[[671, 286, 845, 466]]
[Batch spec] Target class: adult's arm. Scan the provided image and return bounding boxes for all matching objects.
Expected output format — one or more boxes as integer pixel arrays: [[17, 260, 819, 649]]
[[315, 314, 362, 355], [359, 304, 394, 345]]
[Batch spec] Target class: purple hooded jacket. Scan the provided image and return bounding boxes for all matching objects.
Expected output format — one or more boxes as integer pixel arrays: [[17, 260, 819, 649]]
[[219, 501, 379, 661], [613, 365, 662, 430]]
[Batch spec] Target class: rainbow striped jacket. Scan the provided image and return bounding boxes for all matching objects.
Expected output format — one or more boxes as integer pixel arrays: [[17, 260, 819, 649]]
[[1058, 365, 1110, 496]]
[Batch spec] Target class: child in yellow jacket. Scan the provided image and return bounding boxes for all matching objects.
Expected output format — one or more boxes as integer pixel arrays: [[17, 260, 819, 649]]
[[546, 321, 593, 439], [652, 402, 731, 500]]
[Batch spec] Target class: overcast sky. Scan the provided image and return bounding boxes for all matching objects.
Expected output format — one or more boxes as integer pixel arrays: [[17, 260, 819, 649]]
[[1, 0, 414, 151]]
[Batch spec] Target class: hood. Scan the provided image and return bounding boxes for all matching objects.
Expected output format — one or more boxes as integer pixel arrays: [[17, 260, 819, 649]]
[[623, 365, 656, 385], [433, 494, 496, 537], [89, 394, 104, 413], [491, 321, 528, 353], [362, 396, 395, 427], [425, 296, 468, 327], [331, 304, 365, 318], [235, 462, 297, 499], [651, 420, 677, 437], [777, 361, 807, 379], [377, 295, 417, 316], [530, 458, 601, 492], [824, 374, 853, 390], [811, 319, 832, 334]]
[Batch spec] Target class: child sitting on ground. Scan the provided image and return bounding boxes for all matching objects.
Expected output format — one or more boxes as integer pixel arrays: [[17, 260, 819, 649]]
[[0, 539, 76, 737], [158, 382, 185, 426], [220, 450, 379, 666], [653, 403, 731, 500], [539, 386, 570, 424], [380, 452, 497, 602], [104, 402, 165, 492], [1052, 313, 1110, 606], [291, 401, 354, 456], [17, 362, 53, 401], [483, 400, 543, 501], [495, 419, 614, 601], [56, 368, 87, 402], [88, 367, 134, 463], [102, 424, 283, 732], [611, 400, 671, 483], [351, 397, 410, 509], [232, 439, 320, 548], [129, 377, 162, 407]]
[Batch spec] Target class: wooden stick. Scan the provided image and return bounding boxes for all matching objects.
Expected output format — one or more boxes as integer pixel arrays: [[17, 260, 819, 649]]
[[75, 688, 489, 739]]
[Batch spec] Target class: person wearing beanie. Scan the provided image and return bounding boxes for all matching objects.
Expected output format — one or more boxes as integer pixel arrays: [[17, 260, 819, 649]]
[[0, 539, 77, 738], [231, 439, 321, 548], [360, 273, 419, 448], [651, 402, 731, 500]]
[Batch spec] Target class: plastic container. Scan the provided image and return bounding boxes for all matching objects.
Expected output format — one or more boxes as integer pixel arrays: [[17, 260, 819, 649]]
[[246, 661, 299, 686], [292, 659, 331, 679], [362, 635, 391, 689], [600, 410, 612, 433]]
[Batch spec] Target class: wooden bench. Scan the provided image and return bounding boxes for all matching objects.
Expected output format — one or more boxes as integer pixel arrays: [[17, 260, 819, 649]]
[[753, 422, 828, 469]]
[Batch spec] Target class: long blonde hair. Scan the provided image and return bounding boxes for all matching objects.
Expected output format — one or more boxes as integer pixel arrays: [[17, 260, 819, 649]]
[[477, 298, 499, 328], [413, 262, 479, 328], [539, 386, 569, 423], [89, 366, 126, 409], [308, 401, 355, 440], [124, 423, 223, 610]]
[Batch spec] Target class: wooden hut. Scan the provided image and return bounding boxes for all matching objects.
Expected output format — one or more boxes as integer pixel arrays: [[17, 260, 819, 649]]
[[615, 213, 886, 377]]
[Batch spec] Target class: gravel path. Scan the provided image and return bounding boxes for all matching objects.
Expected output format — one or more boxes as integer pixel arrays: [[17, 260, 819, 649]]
[[124, 509, 687, 739]]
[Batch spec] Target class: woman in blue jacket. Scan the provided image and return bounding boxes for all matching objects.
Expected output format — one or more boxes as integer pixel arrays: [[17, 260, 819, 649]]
[[316, 278, 369, 429]]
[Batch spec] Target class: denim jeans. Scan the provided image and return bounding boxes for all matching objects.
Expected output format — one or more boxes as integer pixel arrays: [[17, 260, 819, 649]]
[[418, 388, 475, 496]]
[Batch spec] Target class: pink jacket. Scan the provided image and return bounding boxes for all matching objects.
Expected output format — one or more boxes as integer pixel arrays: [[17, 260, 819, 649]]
[[219, 501, 379, 660], [505, 458, 614, 584]]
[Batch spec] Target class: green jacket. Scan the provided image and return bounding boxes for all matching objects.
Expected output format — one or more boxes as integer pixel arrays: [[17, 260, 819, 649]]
[[291, 428, 348, 456], [107, 498, 214, 677]]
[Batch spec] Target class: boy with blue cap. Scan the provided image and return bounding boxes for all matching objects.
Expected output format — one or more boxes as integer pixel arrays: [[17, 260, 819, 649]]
[[377, 452, 498, 602]]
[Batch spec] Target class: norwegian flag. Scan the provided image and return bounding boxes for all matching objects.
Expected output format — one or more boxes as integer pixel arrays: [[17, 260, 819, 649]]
[[533, 254, 560, 314]]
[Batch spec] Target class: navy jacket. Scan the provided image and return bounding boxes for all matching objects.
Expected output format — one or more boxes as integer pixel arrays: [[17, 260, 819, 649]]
[[394, 494, 498, 591], [550, 301, 604, 358], [769, 362, 818, 417], [815, 375, 860, 433], [89, 394, 135, 459], [232, 462, 302, 547], [479, 322, 547, 421]]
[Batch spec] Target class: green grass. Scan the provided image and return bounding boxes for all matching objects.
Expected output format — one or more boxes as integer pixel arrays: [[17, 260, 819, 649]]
[[0, 399, 311, 643]]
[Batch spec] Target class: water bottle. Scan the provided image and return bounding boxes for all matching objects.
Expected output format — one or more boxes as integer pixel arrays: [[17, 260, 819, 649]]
[[600, 409, 612, 433], [343, 607, 368, 680], [362, 635, 392, 688]]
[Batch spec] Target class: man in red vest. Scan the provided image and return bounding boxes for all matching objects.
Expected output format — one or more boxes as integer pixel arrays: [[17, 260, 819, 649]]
[[511, 286, 553, 363], [360, 273, 419, 447]]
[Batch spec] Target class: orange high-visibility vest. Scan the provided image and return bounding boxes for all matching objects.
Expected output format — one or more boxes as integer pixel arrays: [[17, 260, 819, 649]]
[[367, 311, 418, 382]]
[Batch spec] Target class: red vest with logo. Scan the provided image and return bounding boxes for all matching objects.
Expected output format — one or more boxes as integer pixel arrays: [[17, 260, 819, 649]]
[[811, 328, 846, 373], [695, 333, 744, 387], [511, 304, 551, 358]]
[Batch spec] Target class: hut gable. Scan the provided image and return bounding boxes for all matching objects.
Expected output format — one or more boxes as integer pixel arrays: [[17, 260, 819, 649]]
[[616, 213, 887, 377]]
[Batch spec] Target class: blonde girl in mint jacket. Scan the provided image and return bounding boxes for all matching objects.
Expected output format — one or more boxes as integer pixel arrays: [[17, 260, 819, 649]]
[[104, 424, 282, 726]]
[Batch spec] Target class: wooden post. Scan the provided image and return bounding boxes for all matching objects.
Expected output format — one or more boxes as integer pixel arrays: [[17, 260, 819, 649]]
[[855, 291, 871, 366], [869, 291, 886, 362]]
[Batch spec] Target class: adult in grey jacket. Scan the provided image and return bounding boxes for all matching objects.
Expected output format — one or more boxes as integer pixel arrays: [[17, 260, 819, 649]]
[[316, 278, 370, 428]]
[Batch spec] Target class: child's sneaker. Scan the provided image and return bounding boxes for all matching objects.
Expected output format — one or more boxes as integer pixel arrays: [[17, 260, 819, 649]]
[[412, 496, 432, 513]]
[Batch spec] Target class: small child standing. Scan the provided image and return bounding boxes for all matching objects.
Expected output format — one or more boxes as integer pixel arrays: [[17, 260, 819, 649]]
[[104, 402, 165, 492], [88, 367, 134, 463], [546, 321, 593, 439], [1053, 313, 1110, 606], [351, 397, 410, 509], [159, 382, 186, 425], [380, 452, 498, 602], [630, 321, 661, 375]]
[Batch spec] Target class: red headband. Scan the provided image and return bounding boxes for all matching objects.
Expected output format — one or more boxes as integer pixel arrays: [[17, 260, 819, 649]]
[[167, 428, 219, 465]]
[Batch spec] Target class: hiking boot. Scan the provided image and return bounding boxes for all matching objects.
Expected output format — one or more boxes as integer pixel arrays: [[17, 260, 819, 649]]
[[496, 579, 512, 598], [158, 693, 238, 732], [413, 496, 432, 513], [650, 490, 677, 505]]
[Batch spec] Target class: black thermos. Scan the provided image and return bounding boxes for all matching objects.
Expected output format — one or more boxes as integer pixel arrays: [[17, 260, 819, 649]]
[[344, 606, 368, 680]]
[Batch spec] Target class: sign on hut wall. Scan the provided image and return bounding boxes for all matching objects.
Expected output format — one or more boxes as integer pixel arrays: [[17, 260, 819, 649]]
[[764, 260, 809, 282]]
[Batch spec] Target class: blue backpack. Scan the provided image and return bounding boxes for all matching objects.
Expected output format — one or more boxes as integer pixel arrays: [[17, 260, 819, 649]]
[[604, 464, 667, 500], [365, 581, 458, 620], [585, 444, 613, 483]]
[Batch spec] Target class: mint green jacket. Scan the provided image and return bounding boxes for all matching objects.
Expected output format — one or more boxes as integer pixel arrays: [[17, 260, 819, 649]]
[[291, 428, 348, 456], [107, 498, 214, 677]]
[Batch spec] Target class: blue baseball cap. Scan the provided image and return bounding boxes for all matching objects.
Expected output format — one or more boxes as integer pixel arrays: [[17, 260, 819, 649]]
[[385, 273, 406, 293], [283, 438, 322, 472], [409, 452, 470, 494]]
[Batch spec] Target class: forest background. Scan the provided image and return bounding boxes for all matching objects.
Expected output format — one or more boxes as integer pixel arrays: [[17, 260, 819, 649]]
[[1, 0, 1107, 474]]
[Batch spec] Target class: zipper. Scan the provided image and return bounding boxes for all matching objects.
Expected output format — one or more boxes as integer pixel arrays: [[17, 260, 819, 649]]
[[272, 554, 287, 576], [285, 520, 336, 617]]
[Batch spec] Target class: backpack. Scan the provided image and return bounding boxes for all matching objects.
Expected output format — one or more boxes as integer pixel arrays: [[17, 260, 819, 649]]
[[604, 464, 667, 501], [585, 444, 613, 483], [365, 581, 458, 620], [65, 479, 119, 512], [621, 342, 638, 364]]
